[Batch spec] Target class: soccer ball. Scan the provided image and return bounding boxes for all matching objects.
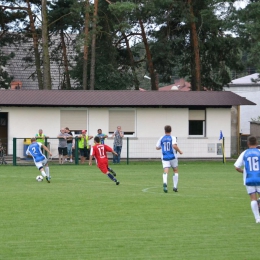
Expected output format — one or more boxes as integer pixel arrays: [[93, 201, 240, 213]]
[[36, 175, 43, 182]]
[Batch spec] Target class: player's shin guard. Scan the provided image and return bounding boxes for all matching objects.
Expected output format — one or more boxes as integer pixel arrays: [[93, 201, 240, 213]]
[[107, 173, 117, 182]]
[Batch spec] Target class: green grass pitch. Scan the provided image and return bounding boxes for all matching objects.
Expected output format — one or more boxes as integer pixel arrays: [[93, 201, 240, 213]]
[[0, 161, 259, 260]]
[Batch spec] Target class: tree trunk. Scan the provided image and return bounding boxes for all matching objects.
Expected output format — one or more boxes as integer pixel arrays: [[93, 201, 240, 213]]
[[188, 0, 201, 91], [139, 19, 158, 91], [42, 0, 52, 89], [122, 33, 139, 90], [60, 30, 71, 90], [26, 0, 43, 90], [83, 0, 90, 90], [90, 0, 98, 90]]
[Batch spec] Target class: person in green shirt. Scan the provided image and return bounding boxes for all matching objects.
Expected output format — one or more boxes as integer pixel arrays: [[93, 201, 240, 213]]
[[78, 130, 93, 164]]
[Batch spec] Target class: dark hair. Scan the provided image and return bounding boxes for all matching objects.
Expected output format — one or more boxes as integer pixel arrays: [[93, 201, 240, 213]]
[[94, 136, 100, 143], [247, 135, 257, 146], [164, 125, 171, 133], [65, 127, 69, 130], [98, 129, 101, 131]]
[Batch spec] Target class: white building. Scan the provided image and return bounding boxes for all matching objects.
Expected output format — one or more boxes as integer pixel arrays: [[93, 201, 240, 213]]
[[0, 89, 255, 159], [224, 73, 260, 134]]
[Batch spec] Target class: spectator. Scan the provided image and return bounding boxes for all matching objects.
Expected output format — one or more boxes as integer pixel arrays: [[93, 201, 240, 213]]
[[35, 129, 49, 145], [57, 128, 71, 164], [65, 127, 73, 162], [35, 129, 49, 152], [96, 129, 108, 144], [112, 126, 124, 163], [78, 130, 93, 164]]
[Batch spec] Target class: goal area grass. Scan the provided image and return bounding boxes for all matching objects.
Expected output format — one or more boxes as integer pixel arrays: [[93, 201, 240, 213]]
[[0, 161, 259, 260]]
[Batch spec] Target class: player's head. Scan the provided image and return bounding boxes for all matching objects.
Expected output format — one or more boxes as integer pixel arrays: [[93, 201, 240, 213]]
[[82, 130, 86, 135], [38, 129, 43, 134], [97, 129, 102, 134], [247, 135, 258, 146], [94, 136, 100, 144], [31, 137, 36, 143], [164, 125, 171, 133], [65, 127, 70, 132]]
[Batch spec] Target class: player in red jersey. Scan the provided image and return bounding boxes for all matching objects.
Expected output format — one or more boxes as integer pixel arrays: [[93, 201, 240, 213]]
[[89, 136, 120, 185]]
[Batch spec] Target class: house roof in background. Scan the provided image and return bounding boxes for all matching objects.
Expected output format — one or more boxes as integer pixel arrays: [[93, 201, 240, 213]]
[[229, 73, 260, 85], [2, 35, 77, 90], [159, 78, 191, 91], [0, 90, 255, 107]]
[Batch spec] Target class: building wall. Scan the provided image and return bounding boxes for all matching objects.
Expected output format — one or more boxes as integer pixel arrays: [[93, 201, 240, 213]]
[[2, 106, 232, 159], [224, 85, 260, 134]]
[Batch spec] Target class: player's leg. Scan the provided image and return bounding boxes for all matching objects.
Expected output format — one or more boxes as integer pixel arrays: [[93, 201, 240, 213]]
[[162, 160, 170, 193], [108, 166, 116, 176], [247, 186, 260, 223], [172, 159, 179, 192], [100, 163, 119, 185], [44, 159, 51, 182]]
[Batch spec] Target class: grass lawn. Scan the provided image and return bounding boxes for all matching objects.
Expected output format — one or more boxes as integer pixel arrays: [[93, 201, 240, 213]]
[[0, 160, 258, 260]]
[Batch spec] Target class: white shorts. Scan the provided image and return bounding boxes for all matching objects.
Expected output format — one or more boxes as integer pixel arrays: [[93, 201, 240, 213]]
[[162, 158, 178, 169], [35, 158, 48, 170], [245, 185, 260, 195]]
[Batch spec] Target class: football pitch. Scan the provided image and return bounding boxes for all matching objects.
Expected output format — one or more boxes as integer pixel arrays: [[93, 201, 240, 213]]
[[0, 161, 259, 260]]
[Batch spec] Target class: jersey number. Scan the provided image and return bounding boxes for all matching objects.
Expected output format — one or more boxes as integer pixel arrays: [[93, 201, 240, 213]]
[[97, 146, 105, 158], [163, 142, 171, 151], [247, 157, 260, 171], [31, 147, 37, 154]]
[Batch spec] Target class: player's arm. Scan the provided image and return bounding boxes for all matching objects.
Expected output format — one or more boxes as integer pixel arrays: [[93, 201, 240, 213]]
[[89, 147, 94, 165], [88, 135, 94, 140], [235, 166, 243, 173], [42, 144, 52, 157], [156, 138, 162, 150], [173, 144, 183, 154], [112, 150, 118, 156]]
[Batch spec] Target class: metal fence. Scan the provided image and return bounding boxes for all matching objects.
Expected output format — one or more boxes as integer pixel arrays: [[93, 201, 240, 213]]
[[3, 135, 258, 166]]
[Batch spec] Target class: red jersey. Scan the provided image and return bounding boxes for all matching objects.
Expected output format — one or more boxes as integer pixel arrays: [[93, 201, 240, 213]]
[[91, 144, 113, 173]]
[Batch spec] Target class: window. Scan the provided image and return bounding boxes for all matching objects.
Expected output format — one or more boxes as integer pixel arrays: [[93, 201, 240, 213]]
[[109, 109, 135, 136], [189, 109, 205, 137], [60, 110, 87, 133]]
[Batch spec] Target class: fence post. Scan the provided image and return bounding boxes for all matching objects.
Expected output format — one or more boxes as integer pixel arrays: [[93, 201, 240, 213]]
[[13, 138, 17, 166], [44, 138, 48, 157], [75, 137, 79, 165], [127, 137, 129, 165]]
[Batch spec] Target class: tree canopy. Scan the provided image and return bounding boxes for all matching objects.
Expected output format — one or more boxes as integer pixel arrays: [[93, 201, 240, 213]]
[[0, 0, 258, 90]]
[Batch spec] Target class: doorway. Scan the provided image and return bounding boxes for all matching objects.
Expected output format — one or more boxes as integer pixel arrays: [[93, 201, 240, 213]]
[[0, 113, 8, 154]]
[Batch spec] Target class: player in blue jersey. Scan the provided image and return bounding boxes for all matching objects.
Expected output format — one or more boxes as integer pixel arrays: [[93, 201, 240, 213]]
[[234, 135, 260, 223], [156, 125, 183, 193], [26, 137, 52, 183]]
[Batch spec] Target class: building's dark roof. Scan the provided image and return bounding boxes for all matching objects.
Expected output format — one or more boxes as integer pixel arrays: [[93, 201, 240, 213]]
[[0, 90, 255, 107]]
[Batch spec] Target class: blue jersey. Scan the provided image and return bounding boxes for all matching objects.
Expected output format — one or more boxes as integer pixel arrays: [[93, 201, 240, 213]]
[[26, 142, 45, 163], [243, 148, 260, 186], [157, 135, 175, 161]]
